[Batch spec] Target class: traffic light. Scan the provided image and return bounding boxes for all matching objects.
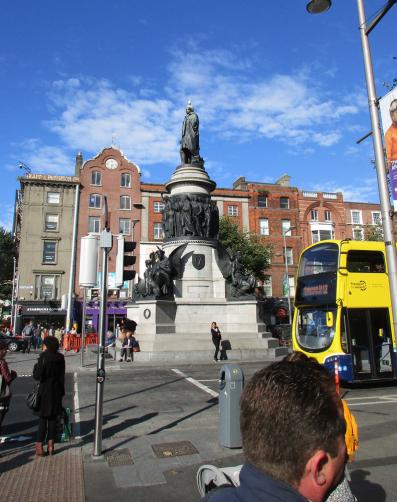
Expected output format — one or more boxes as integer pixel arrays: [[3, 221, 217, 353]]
[[115, 235, 136, 287]]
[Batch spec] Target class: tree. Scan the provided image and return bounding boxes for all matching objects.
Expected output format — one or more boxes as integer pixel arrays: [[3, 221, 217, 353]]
[[365, 224, 384, 241], [0, 227, 16, 300], [218, 216, 272, 281]]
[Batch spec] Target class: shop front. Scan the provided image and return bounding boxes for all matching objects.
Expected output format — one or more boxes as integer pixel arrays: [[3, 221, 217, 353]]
[[17, 301, 67, 333], [79, 300, 128, 335]]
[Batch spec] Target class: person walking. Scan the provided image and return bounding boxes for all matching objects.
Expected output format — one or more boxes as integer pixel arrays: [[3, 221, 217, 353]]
[[33, 336, 65, 456], [0, 341, 17, 434], [211, 322, 222, 362], [22, 321, 34, 353]]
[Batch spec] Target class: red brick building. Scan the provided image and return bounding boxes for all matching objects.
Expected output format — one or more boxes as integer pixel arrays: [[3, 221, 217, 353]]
[[74, 147, 141, 331]]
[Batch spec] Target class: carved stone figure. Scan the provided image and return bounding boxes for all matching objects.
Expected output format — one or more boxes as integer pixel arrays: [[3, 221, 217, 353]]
[[180, 101, 199, 165], [134, 244, 189, 299], [215, 243, 256, 298]]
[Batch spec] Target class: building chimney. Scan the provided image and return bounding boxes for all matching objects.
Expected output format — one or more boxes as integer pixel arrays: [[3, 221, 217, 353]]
[[75, 152, 83, 176], [233, 176, 247, 190]]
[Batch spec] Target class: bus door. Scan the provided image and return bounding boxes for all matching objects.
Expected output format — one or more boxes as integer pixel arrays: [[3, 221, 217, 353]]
[[346, 308, 394, 380]]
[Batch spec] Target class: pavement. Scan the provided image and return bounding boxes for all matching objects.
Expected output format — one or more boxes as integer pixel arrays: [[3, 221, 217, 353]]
[[1, 349, 397, 501]]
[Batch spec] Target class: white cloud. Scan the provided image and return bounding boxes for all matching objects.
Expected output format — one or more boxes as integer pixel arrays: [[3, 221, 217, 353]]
[[0, 203, 15, 231], [309, 177, 379, 203], [13, 46, 362, 171]]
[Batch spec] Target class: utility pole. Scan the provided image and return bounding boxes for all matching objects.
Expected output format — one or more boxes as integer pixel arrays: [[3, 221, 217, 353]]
[[93, 196, 112, 457]]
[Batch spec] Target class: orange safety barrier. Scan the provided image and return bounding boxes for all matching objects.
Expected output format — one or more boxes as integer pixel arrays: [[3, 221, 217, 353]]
[[63, 333, 98, 352]]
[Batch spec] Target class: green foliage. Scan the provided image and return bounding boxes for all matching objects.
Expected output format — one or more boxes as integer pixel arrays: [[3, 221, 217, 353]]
[[218, 216, 272, 281], [0, 228, 16, 300], [365, 224, 384, 242]]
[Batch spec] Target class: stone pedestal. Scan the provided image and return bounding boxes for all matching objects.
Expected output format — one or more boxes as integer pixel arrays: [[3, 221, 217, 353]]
[[125, 161, 285, 361]]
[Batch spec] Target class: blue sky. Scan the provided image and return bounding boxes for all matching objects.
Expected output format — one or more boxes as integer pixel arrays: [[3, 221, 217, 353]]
[[1, 0, 396, 229]]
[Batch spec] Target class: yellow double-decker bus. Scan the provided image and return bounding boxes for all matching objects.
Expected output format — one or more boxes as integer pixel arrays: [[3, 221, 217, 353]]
[[292, 239, 397, 383]]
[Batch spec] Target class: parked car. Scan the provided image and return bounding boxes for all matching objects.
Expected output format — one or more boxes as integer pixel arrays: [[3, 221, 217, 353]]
[[0, 333, 25, 352]]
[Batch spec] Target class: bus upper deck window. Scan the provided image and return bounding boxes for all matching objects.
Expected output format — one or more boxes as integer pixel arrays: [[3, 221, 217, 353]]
[[347, 251, 385, 273]]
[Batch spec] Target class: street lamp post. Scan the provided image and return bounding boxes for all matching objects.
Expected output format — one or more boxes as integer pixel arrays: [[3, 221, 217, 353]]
[[306, 0, 397, 343], [282, 225, 296, 325]]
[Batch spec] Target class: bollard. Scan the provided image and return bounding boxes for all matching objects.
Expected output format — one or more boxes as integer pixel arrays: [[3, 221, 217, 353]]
[[218, 364, 244, 448]]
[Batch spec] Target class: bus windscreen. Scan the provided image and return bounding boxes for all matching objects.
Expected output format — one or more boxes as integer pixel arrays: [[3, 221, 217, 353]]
[[299, 243, 339, 277]]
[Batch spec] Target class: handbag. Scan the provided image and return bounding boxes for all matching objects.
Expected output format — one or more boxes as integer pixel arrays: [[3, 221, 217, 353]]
[[132, 340, 140, 352], [26, 383, 41, 411], [0, 375, 11, 400]]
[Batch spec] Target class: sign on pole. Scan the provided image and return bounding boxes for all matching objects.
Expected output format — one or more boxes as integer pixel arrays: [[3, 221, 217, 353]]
[[379, 88, 397, 211]]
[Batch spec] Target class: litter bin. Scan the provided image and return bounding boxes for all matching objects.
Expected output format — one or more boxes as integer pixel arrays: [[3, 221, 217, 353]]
[[218, 364, 244, 448]]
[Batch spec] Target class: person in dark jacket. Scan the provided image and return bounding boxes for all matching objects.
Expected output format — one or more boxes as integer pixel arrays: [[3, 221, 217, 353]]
[[204, 357, 347, 502], [33, 336, 65, 456], [0, 340, 17, 433], [119, 319, 137, 362], [211, 322, 222, 362]]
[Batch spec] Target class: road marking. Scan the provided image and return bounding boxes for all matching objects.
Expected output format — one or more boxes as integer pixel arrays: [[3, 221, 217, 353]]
[[73, 372, 81, 439], [172, 368, 219, 398], [197, 379, 218, 382], [0, 435, 33, 443], [348, 399, 397, 406], [346, 394, 397, 400]]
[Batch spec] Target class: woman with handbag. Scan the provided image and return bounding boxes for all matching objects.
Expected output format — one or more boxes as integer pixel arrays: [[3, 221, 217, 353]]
[[0, 340, 17, 434], [33, 336, 65, 456]]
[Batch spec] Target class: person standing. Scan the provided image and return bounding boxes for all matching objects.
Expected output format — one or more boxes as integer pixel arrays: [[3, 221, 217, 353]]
[[0, 341, 17, 434], [32, 336, 65, 456], [22, 321, 34, 353], [211, 322, 222, 362]]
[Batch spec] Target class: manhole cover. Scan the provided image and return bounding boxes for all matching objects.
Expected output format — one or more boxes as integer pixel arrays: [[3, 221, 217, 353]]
[[104, 448, 134, 466], [151, 441, 198, 458]]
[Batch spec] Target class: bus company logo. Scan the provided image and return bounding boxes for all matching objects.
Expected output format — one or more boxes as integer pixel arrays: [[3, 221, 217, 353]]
[[350, 280, 367, 291], [303, 284, 328, 296]]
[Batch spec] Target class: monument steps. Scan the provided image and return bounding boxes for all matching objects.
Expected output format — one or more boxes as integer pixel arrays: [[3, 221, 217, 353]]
[[130, 346, 289, 364]]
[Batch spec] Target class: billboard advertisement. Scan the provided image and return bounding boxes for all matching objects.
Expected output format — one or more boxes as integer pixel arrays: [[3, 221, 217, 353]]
[[379, 88, 397, 210]]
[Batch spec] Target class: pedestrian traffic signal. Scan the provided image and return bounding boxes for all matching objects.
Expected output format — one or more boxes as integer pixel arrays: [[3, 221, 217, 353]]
[[115, 235, 136, 287]]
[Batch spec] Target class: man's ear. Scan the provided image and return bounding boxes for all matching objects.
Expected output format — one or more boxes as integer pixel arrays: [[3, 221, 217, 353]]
[[297, 450, 330, 502]]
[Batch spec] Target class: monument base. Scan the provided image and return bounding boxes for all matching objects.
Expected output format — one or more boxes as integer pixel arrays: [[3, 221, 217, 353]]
[[126, 298, 284, 358]]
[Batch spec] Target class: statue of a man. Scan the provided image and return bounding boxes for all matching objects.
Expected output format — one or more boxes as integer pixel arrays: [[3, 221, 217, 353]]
[[180, 101, 199, 164]]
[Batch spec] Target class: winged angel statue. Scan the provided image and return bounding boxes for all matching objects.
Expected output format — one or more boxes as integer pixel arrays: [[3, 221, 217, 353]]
[[134, 243, 191, 299]]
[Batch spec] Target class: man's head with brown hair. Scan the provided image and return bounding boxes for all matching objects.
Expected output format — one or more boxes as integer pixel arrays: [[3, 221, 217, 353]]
[[240, 356, 346, 502]]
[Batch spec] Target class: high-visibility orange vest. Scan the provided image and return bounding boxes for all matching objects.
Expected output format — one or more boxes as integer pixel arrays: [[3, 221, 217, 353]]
[[342, 399, 359, 460]]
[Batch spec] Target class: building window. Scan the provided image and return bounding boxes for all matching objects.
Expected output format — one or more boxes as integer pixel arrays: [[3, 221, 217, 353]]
[[91, 171, 101, 185], [351, 210, 362, 225], [288, 276, 295, 297], [285, 247, 293, 265], [88, 216, 101, 234], [228, 205, 238, 217], [43, 241, 57, 264], [353, 227, 364, 240], [324, 210, 332, 222], [372, 211, 381, 225], [119, 218, 130, 235], [280, 197, 289, 209], [47, 192, 60, 204], [259, 218, 269, 236], [35, 274, 59, 300], [154, 201, 165, 213], [89, 194, 101, 208], [263, 276, 272, 297], [311, 209, 318, 221], [120, 195, 131, 210], [311, 228, 334, 243], [121, 173, 131, 188], [45, 214, 59, 231], [282, 219, 292, 235], [154, 222, 164, 240], [258, 194, 267, 208]]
